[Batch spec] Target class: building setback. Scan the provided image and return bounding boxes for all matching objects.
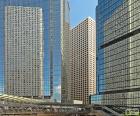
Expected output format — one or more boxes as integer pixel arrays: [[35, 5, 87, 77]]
[[91, 0, 140, 107], [68, 17, 96, 104]]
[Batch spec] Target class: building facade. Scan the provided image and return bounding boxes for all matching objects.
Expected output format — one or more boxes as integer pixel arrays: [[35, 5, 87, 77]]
[[5, 6, 44, 97], [68, 17, 96, 104], [91, 0, 140, 107], [0, 0, 69, 100], [61, 0, 70, 103]]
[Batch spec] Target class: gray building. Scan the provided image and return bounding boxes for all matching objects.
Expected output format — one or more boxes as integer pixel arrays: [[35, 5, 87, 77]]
[[5, 6, 44, 97]]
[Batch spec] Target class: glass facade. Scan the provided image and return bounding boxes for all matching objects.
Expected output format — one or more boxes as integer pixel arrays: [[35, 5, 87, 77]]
[[0, 0, 69, 101], [61, 0, 70, 103], [93, 0, 124, 104], [92, 0, 140, 107], [96, 0, 124, 95]]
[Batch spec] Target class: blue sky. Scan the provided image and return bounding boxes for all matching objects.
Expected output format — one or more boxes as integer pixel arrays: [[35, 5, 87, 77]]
[[69, 0, 98, 27]]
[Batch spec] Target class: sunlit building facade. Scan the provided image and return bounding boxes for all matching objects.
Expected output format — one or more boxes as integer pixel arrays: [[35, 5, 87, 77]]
[[91, 0, 140, 107], [68, 17, 96, 104], [0, 0, 69, 101]]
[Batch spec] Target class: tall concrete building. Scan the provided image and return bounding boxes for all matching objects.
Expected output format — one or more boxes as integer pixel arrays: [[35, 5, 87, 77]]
[[5, 6, 43, 97], [66, 17, 96, 104], [91, 0, 140, 107], [0, 0, 70, 100]]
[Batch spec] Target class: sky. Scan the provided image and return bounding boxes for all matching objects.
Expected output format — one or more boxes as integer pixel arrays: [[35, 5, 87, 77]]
[[69, 0, 98, 27]]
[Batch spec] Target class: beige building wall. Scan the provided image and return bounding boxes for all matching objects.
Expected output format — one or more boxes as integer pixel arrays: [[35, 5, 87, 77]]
[[70, 17, 96, 104]]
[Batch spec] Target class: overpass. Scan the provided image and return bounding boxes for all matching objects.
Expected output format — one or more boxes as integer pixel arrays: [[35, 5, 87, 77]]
[[0, 94, 123, 116]]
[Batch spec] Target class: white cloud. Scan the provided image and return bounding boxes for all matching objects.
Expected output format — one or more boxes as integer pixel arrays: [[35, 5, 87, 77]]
[[55, 85, 61, 94]]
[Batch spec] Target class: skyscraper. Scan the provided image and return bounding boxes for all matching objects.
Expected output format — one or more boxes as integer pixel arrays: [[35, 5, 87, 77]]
[[0, 0, 69, 100], [61, 0, 70, 103], [91, 0, 140, 107], [5, 6, 44, 97], [65, 17, 96, 104]]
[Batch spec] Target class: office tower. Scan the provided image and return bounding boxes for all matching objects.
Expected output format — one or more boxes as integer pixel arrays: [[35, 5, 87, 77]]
[[5, 6, 44, 97], [91, 0, 140, 107], [67, 17, 96, 104], [0, 0, 70, 100], [61, 0, 70, 103]]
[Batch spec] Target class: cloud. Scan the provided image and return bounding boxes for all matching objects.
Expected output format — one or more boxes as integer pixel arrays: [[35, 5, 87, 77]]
[[55, 85, 61, 94]]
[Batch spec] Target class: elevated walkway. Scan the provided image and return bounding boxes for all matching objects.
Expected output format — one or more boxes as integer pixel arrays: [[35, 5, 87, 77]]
[[0, 94, 126, 116]]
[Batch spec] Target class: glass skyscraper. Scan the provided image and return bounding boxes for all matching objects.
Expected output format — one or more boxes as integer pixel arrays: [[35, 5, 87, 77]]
[[91, 0, 140, 107], [61, 0, 70, 103], [0, 0, 70, 101]]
